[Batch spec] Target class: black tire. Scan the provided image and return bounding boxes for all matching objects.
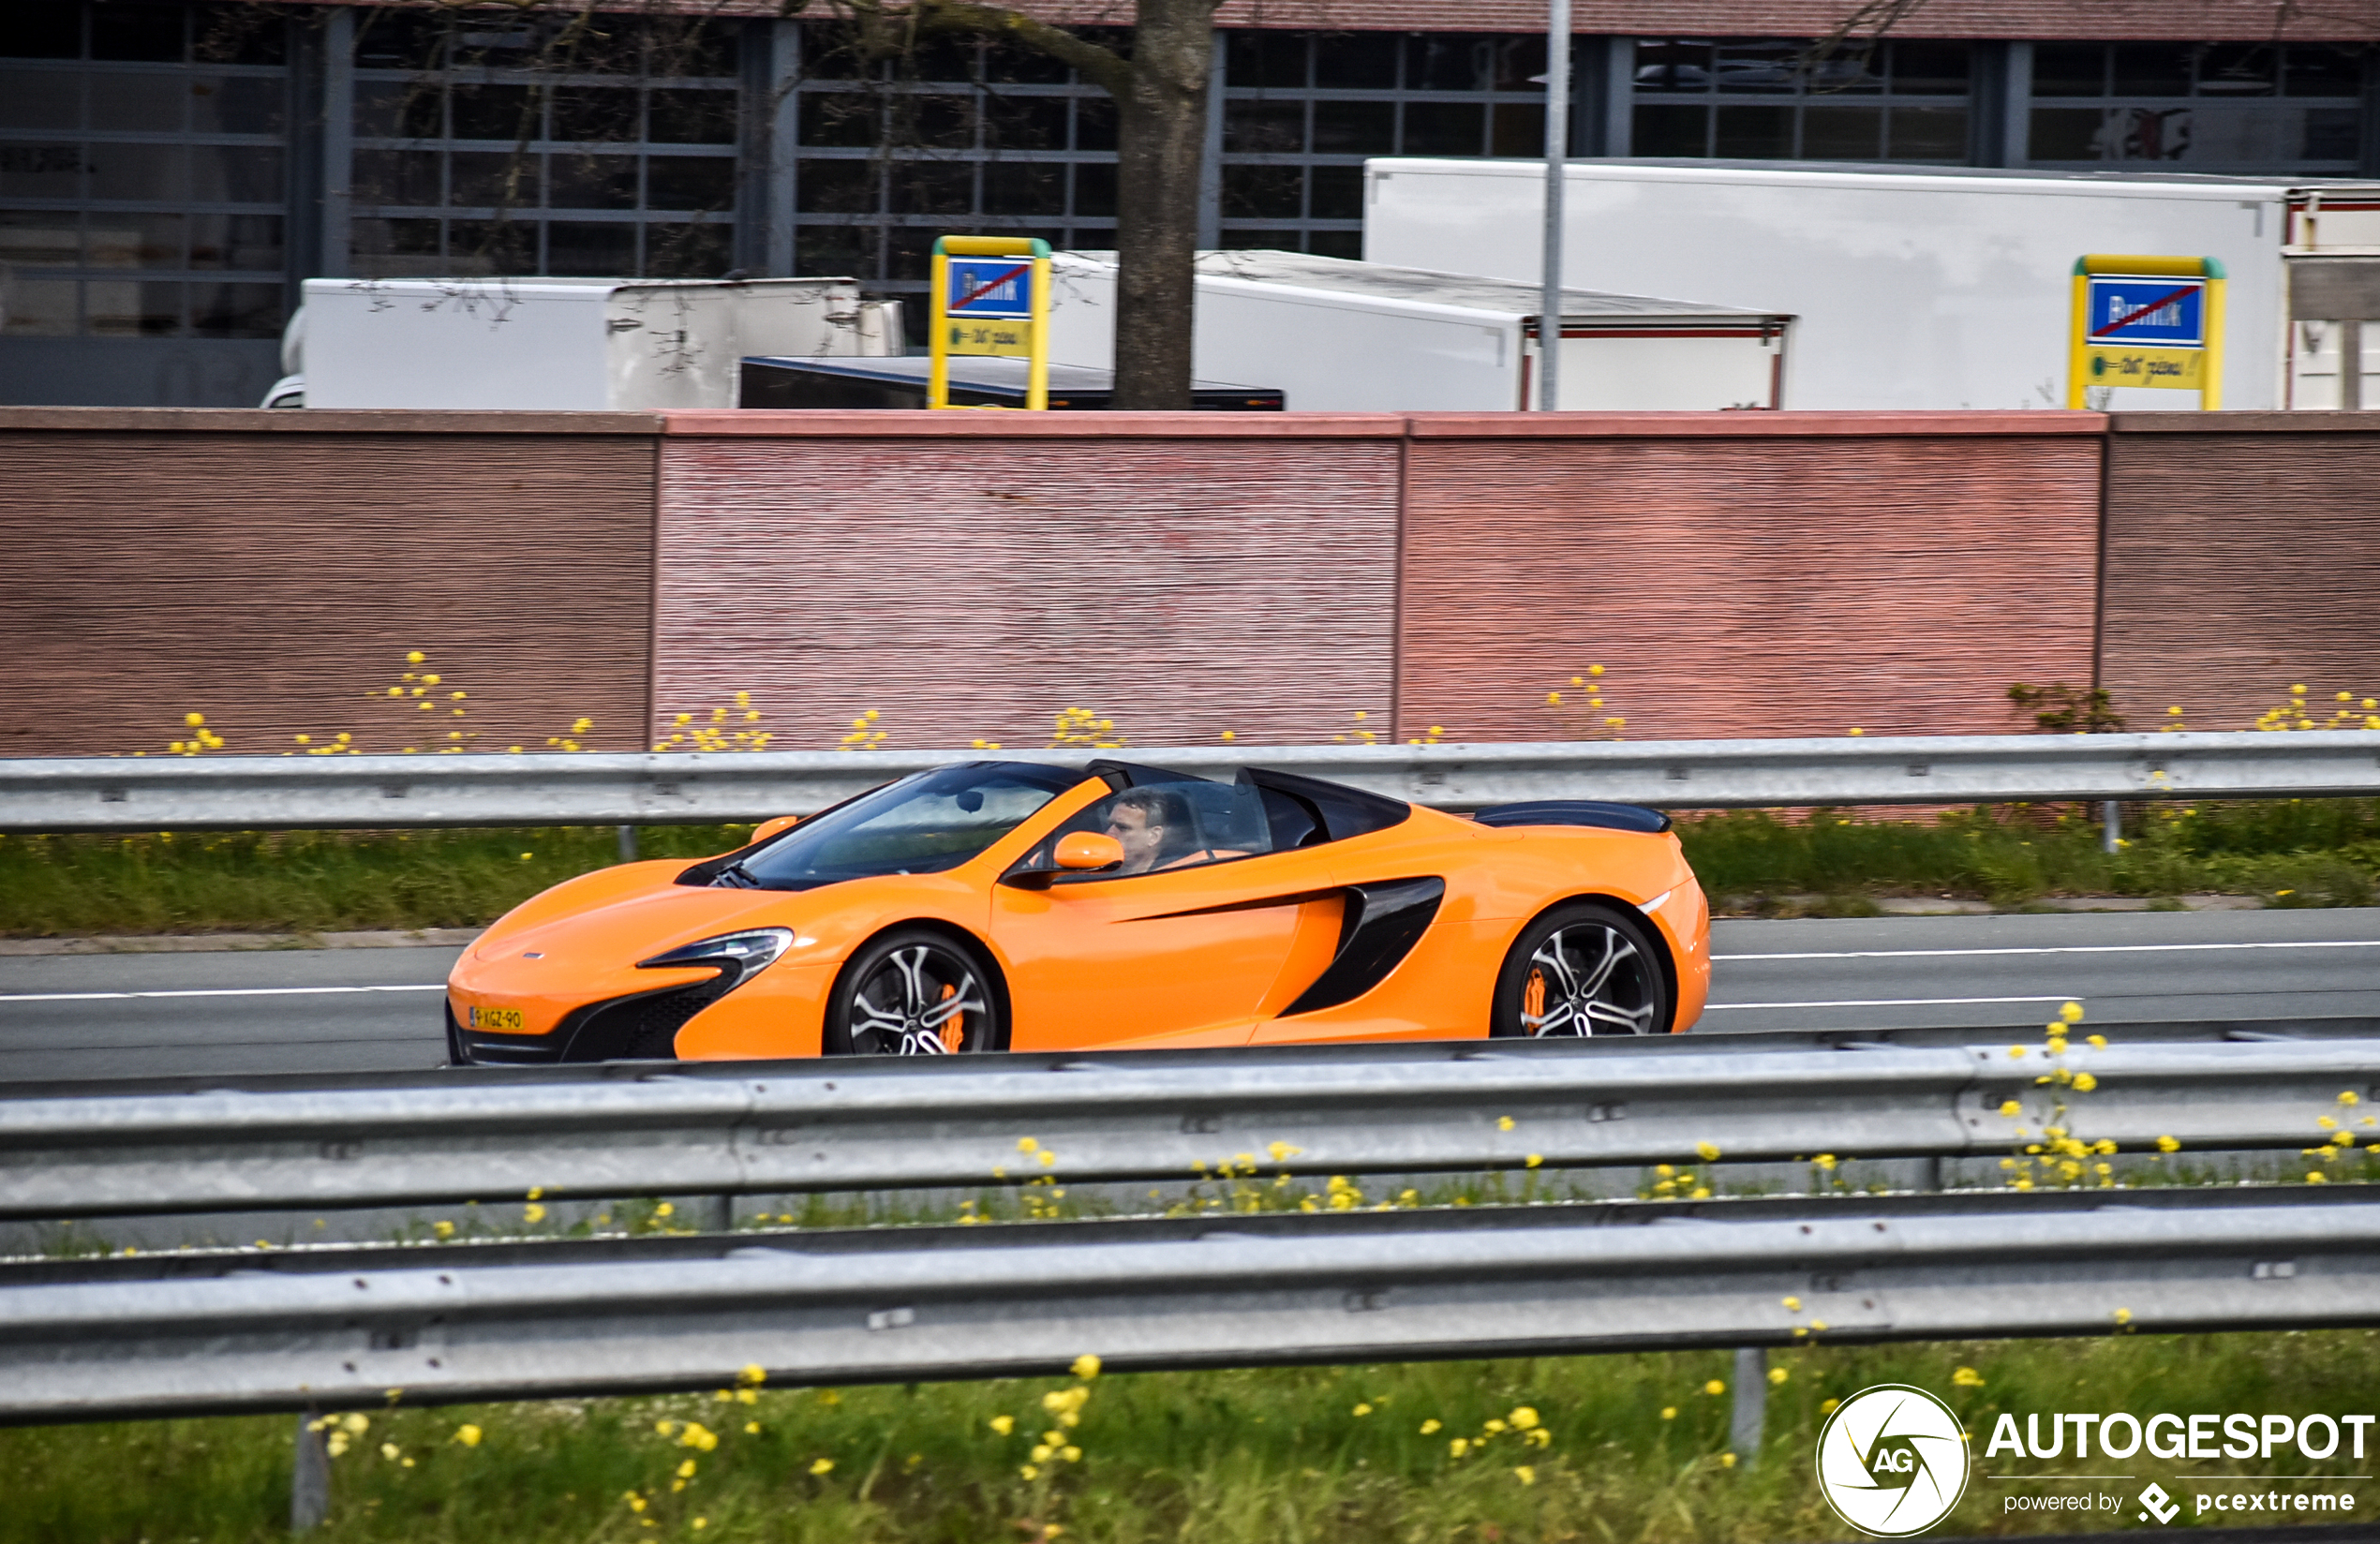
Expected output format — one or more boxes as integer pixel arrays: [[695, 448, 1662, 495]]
[[824, 928, 1008, 1056], [1490, 901, 1672, 1037]]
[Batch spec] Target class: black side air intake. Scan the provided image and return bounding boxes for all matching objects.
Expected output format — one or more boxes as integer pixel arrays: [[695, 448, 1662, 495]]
[[1281, 877, 1446, 1016]]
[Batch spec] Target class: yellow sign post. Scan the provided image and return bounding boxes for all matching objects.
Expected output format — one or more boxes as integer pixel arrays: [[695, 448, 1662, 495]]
[[928, 235, 1052, 410], [2067, 254, 2225, 408]]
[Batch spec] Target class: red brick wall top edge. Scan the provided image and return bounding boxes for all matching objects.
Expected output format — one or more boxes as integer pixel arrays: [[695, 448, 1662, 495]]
[[0, 408, 663, 435], [1404, 410, 2106, 438], [285, 0, 2380, 43], [659, 409, 1410, 438], [2111, 411, 2380, 434]]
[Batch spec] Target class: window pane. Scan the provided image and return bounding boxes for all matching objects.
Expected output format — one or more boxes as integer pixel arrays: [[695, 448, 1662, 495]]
[[892, 95, 974, 147], [2032, 45, 2105, 97], [1222, 164, 1302, 218], [984, 161, 1064, 215], [0, 69, 81, 129], [1635, 40, 1713, 92], [191, 76, 285, 133], [1313, 100, 1393, 154], [1308, 229, 1362, 259], [9, 8, 82, 59], [451, 82, 536, 141], [1072, 161, 1115, 216], [649, 155, 736, 210], [1492, 101, 1544, 156], [796, 159, 877, 214], [1887, 105, 1968, 159], [88, 142, 186, 200], [1066, 221, 1114, 248], [190, 143, 283, 202], [1715, 103, 1792, 156], [89, 71, 186, 131], [1632, 103, 1707, 156], [0, 209, 79, 264], [885, 228, 933, 280], [2111, 44, 2191, 97], [1, 142, 84, 197], [190, 279, 282, 336], [356, 82, 441, 141], [1490, 36, 1547, 91], [86, 277, 182, 334], [647, 221, 734, 277], [1315, 32, 1397, 90], [2116, 106, 2193, 159], [350, 14, 446, 72], [2286, 46, 2363, 98], [983, 94, 1068, 149], [353, 148, 441, 205], [446, 219, 534, 275], [92, 5, 186, 63], [189, 213, 283, 269], [2030, 107, 2106, 158], [1409, 35, 1489, 92], [448, 150, 526, 207], [651, 21, 736, 79], [194, 4, 287, 67], [1404, 100, 1483, 154], [795, 224, 875, 277], [1805, 48, 1882, 94], [1218, 228, 1301, 250], [1716, 40, 1800, 94], [1075, 96, 1116, 150], [2197, 44, 2277, 97], [548, 151, 638, 209], [552, 85, 638, 142], [1309, 164, 1362, 218], [0, 275, 78, 334], [1226, 31, 1307, 90], [902, 35, 978, 84], [887, 159, 972, 215], [1802, 103, 1881, 159], [984, 39, 1069, 85], [546, 220, 636, 275], [1225, 99, 1303, 153], [2305, 108, 2361, 159], [796, 25, 876, 82], [799, 93, 878, 147], [349, 215, 443, 273], [86, 212, 183, 266], [1889, 41, 1969, 95], [647, 88, 735, 144]]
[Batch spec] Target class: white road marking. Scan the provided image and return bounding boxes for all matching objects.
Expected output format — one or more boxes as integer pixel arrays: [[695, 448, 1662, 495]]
[[0, 985, 446, 1003], [1716, 941, 2380, 962], [1705, 995, 2084, 1010]]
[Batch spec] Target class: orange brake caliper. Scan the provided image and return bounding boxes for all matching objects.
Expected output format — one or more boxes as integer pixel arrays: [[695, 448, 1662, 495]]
[[1523, 968, 1546, 1028], [939, 982, 964, 1051]]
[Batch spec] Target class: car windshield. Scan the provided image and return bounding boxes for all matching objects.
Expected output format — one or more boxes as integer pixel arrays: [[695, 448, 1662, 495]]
[[728, 762, 1084, 890]]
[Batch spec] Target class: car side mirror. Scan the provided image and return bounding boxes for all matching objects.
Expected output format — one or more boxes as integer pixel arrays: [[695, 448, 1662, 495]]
[[750, 814, 801, 844], [1003, 831, 1125, 890]]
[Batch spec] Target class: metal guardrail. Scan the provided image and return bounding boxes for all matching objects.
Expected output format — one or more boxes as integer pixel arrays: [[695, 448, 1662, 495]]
[[7, 1184, 2376, 1423], [8, 1032, 2376, 1220], [7, 729, 2379, 830]]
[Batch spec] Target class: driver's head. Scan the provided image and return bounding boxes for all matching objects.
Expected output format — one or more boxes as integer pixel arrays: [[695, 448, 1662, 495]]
[[1106, 788, 1187, 871]]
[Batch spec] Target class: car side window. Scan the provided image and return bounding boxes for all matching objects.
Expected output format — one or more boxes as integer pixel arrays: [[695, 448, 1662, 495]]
[[1034, 780, 1276, 880]]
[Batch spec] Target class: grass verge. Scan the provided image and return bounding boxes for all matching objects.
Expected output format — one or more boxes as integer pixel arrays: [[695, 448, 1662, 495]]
[[6, 1329, 2375, 1543], [3, 799, 2377, 939]]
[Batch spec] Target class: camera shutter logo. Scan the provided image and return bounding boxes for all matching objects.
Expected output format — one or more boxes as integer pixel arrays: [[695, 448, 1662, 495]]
[[1816, 1385, 1971, 1537]]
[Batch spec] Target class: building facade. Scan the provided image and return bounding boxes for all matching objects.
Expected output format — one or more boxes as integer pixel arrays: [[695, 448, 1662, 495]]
[[5, 0, 2376, 406]]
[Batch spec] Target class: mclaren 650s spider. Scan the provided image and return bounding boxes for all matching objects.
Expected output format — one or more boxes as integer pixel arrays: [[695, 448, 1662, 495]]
[[445, 759, 1709, 1065]]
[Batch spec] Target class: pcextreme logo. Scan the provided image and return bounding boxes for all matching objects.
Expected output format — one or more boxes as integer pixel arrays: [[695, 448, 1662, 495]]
[[1816, 1385, 1972, 1537]]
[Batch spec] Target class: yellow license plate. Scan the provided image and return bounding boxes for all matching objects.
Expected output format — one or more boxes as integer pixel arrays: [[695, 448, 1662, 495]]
[[468, 1006, 525, 1033]]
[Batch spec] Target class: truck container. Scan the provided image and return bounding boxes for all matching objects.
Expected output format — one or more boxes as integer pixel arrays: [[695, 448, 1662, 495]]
[[738, 355, 1282, 410], [1363, 157, 2380, 411], [1046, 249, 1792, 411], [273, 276, 902, 409]]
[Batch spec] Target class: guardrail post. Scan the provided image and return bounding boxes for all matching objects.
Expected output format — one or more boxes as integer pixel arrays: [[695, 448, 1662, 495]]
[[290, 1410, 329, 1532], [617, 824, 639, 862], [1730, 1347, 1767, 1466], [2102, 800, 2121, 854]]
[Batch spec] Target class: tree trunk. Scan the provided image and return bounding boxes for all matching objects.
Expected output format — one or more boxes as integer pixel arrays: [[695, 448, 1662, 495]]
[[1109, 0, 1213, 409]]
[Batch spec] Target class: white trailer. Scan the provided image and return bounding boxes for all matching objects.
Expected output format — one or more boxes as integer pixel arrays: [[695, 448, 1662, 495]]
[[274, 276, 902, 410], [1046, 249, 1792, 411], [1363, 158, 2380, 411]]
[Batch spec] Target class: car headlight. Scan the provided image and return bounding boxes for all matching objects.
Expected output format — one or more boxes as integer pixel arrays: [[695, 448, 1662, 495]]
[[637, 928, 795, 989]]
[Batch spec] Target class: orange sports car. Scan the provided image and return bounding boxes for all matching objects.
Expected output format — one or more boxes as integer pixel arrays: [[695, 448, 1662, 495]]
[[444, 759, 1710, 1065]]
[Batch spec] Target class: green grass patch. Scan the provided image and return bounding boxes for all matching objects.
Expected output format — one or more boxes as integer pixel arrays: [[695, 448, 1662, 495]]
[[4, 800, 2378, 939], [7, 1329, 2376, 1542]]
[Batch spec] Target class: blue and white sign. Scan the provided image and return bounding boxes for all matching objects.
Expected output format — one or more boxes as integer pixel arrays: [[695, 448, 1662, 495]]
[[2086, 276, 2207, 347], [945, 259, 1034, 319]]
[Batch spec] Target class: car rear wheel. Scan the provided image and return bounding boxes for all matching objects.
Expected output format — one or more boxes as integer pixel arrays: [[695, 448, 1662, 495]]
[[825, 928, 1007, 1056], [1490, 901, 1671, 1037]]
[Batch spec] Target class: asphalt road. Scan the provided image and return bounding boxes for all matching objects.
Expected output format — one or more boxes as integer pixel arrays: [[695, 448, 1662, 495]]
[[2, 908, 2376, 1085]]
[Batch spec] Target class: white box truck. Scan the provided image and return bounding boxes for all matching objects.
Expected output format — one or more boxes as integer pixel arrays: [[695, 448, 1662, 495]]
[[1047, 248, 1792, 411], [271, 276, 902, 409], [1364, 158, 2380, 411]]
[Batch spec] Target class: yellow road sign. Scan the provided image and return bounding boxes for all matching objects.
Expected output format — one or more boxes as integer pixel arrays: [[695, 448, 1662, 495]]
[[929, 236, 1052, 410], [2067, 254, 2225, 409]]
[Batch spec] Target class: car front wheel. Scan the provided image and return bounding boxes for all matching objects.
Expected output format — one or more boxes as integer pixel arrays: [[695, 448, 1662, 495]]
[[1490, 901, 1672, 1037], [825, 928, 1008, 1056]]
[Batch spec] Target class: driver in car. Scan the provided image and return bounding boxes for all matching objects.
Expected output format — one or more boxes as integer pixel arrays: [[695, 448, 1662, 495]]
[[1103, 788, 1249, 874]]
